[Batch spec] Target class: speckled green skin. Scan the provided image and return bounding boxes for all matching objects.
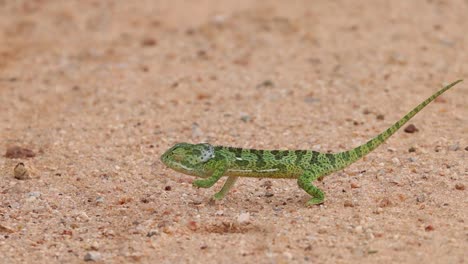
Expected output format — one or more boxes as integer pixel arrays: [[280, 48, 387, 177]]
[[161, 80, 462, 205]]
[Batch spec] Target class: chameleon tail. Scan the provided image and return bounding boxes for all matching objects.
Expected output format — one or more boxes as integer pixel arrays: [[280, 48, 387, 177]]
[[332, 79, 462, 171]]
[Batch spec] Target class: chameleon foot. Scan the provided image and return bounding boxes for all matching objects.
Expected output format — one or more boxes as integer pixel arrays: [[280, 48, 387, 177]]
[[306, 197, 324, 206], [298, 173, 325, 206], [213, 192, 225, 200], [192, 167, 226, 188]]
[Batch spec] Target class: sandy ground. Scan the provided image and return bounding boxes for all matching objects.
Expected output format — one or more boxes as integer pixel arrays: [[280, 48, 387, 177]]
[[0, 1, 467, 263]]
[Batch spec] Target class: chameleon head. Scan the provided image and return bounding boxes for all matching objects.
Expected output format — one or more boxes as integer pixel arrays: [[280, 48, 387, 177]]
[[160, 142, 215, 177]]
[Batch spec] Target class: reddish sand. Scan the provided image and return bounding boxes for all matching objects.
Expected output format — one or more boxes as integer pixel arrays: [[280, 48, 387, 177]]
[[0, 1, 466, 263]]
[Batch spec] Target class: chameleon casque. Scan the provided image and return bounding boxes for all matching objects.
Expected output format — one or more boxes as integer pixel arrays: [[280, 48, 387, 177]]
[[161, 80, 462, 205]]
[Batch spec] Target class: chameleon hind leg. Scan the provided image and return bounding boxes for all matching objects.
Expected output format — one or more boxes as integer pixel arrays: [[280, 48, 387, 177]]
[[213, 176, 239, 200], [297, 171, 325, 205]]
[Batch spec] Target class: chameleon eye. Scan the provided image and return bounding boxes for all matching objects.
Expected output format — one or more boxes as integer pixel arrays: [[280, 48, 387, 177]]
[[199, 144, 215, 162]]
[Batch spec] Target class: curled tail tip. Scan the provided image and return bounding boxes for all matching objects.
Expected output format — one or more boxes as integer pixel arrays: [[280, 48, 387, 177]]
[[450, 79, 463, 85]]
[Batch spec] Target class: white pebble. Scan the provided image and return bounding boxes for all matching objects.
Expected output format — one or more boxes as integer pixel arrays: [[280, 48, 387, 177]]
[[215, 210, 224, 216], [355, 225, 363, 233], [27, 191, 41, 198], [84, 251, 101, 261], [237, 212, 250, 224]]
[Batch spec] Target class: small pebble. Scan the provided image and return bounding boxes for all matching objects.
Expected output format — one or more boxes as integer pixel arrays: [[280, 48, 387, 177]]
[[76, 211, 89, 221], [89, 242, 99, 251], [96, 197, 105, 203], [376, 114, 385, 120], [191, 122, 204, 138], [190, 198, 203, 205], [304, 97, 320, 104], [387, 147, 396, 152], [215, 210, 224, 216], [416, 194, 426, 203], [455, 183, 465, 190], [187, 221, 198, 231], [141, 38, 157, 47], [84, 251, 101, 262], [14, 162, 30, 180], [344, 200, 354, 207], [408, 147, 416, 153], [391, 157, 401, 166], [240, 114, 251, 122], [260, 180, 273, 189], [379, 197, 392, 207], [390, 176, 403, 186], [164, 186, 172, 191], [196, 92, 211, 100], [237, 212, 250, 224], [465, 146, 468, 151], [212, 14, 227, 25], [404, 124, 418, 133], [425, 225, 434, 232], [147, 230, 159, 237], [350, 181, 360, 188], [448, 143, 459, 151], [355, 225, 363, 233], [256, 80, 274, 88], [317, 227, 327, 234], [27, 191, 41, 198]]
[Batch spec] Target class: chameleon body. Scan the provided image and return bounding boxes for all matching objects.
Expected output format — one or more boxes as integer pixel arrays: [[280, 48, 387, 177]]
[[161, 80, 462, 205]]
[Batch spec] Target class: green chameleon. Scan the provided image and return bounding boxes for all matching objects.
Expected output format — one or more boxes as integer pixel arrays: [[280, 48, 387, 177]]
[[161, 80, 462, 205]]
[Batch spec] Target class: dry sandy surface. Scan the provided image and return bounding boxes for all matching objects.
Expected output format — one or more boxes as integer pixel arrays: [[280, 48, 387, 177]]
[[0, 1, 467, 263]]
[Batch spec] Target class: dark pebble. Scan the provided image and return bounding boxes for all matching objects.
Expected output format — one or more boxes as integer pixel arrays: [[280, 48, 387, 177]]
[[141, 38, 157, 46], [425, 225, 434, 232], [256, 80, 274, 88], [404, 124, 418, 133]]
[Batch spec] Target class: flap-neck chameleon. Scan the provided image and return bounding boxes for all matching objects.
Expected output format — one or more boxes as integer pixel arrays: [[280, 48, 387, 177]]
[[161, 80, 462, 205]]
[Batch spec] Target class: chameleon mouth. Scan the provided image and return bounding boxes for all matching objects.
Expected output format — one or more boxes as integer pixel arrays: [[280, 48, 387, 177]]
[[160, 150, 191, 172], [160, 145, 176, 164], [159, 152, 167, 164]]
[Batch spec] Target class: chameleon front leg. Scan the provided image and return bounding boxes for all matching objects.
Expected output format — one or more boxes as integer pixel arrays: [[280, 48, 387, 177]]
[[193, 166, 226, 188], [213, 176, 239, 200], [297, 171, 325, 205]]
